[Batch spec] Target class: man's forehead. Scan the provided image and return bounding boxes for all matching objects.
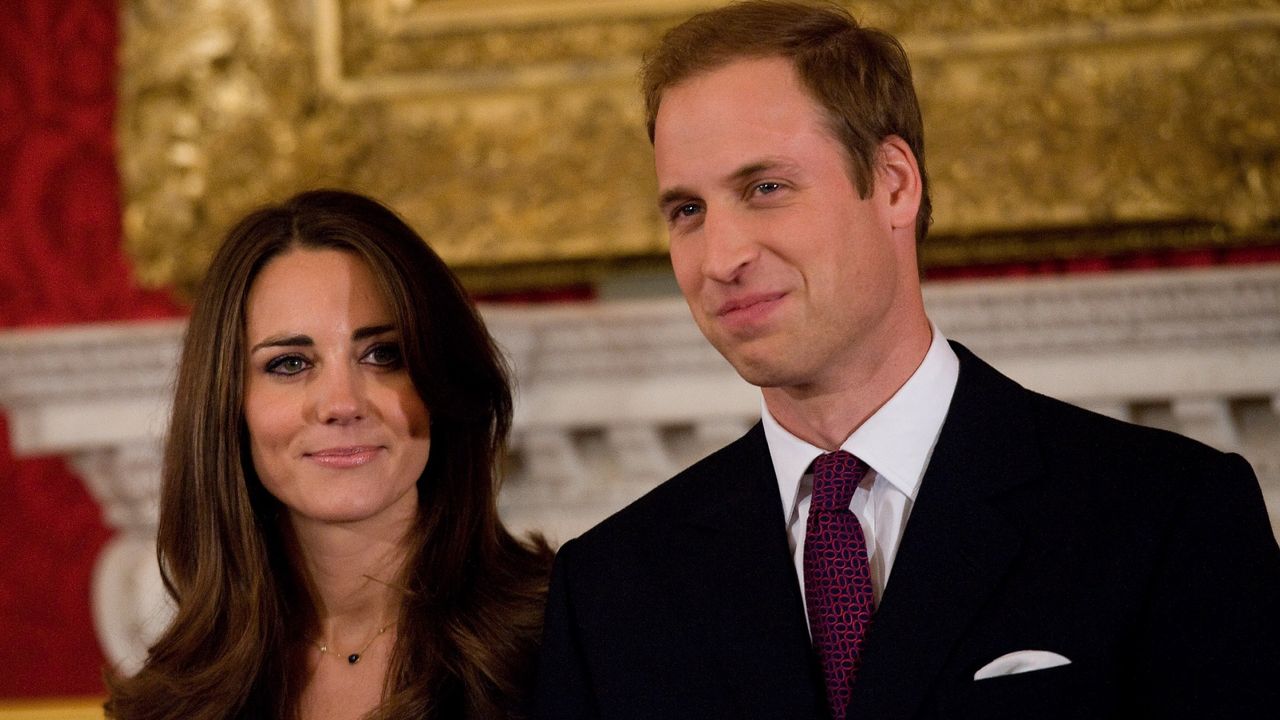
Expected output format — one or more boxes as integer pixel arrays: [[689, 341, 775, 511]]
[[662, 55, 800, 103], [656, 63, 834, 159]]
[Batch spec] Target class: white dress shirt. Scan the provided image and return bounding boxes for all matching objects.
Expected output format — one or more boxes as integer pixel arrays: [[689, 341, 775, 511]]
[[762, 326, 959, 622]]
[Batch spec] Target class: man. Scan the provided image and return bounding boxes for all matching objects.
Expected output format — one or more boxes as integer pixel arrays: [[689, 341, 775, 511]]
[[534, 2, 1280, 718]]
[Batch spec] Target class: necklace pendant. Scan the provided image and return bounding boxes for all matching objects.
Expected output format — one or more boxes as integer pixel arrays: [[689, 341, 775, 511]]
[[347, 653, 361, 665]]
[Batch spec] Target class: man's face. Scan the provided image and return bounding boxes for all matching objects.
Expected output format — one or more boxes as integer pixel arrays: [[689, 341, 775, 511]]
[[654, 56, 922, 394]]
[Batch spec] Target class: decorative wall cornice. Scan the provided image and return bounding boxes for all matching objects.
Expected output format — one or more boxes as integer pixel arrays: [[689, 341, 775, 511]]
[[0, 321, 182, 454], [119, 1, 1280, 295], [4, 265, 1277, 445], [927, 265, 1280, 356]]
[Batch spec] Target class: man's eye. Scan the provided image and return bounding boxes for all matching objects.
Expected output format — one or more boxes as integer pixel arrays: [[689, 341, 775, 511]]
[[266, 355, 309, 376], [363, 343, 403, 368], [672, 203, 702, 220], [754, 182, 782, 195]]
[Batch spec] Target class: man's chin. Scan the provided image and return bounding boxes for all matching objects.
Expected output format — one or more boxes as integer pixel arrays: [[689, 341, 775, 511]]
[[718, 344, 794, 389]]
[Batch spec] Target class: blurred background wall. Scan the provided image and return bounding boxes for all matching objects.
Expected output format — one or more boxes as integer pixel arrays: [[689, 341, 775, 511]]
[[2, 0, 1278, 708]]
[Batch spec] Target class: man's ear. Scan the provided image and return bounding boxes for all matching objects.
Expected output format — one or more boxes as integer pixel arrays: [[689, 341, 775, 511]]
[[877, 135, 922, 232]]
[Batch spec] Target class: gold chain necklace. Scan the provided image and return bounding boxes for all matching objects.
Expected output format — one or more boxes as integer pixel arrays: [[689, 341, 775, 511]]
[[313, 623, 392, 665]]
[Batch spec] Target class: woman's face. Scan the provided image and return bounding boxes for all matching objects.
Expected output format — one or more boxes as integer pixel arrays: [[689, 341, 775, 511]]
[[243, 247, 431, 528]]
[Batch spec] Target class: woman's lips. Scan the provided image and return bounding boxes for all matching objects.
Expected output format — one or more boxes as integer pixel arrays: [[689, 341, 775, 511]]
[[305, 446, 383, 468]]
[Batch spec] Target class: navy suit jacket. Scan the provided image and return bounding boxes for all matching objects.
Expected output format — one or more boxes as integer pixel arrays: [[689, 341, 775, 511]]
[[533, 343, 1280, 719]]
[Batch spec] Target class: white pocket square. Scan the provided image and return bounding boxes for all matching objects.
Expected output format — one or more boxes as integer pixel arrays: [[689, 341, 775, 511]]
[[973, 650, 1072, 680]]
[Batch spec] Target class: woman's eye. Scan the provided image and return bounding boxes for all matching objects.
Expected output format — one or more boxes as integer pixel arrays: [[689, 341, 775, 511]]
[[363, 343, 403, 368], [265, 355, 310, 376]]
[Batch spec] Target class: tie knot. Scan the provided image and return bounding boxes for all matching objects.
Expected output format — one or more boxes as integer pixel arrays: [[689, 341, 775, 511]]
[[811, 450, 868, 512]]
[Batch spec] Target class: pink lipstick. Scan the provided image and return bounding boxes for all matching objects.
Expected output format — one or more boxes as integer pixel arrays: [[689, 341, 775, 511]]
[[306, 446, 382, 468]]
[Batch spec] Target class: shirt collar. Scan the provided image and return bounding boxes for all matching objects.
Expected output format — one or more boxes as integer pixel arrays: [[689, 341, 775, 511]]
[[763, 324, 960, 520]]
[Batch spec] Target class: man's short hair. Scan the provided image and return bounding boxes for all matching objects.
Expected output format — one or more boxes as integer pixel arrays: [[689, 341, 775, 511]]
[[641, 0, 932, 243]]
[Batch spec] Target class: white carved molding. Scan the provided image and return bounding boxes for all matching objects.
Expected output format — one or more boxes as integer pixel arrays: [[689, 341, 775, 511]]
[[2, 265, 1279, 670], [74, 442, 171, 676]]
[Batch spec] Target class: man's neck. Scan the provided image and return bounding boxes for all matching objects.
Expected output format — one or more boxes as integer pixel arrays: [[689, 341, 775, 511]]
[[762, 316, 933, 451]]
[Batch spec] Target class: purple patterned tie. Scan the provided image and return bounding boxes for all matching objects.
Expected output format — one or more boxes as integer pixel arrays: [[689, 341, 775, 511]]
[[804, 450, 874, 720]]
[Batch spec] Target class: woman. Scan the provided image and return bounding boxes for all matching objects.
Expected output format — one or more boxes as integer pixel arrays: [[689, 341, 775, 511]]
[[107, 190, 552, 719]]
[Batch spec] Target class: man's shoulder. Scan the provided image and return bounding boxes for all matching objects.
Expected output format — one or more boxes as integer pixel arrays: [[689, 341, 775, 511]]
[[1023, 384, 1235, 472], [953, 341, 1234, 471], [1029, 391, 1258, 521], [944, 342, 1257, 529]]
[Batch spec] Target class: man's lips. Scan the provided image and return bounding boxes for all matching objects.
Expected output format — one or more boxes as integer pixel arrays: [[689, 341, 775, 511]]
[[715, 292, 786, 320], [305, 446, 383, 468]]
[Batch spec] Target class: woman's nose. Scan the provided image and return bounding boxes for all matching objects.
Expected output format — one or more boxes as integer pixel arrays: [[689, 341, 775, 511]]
[[314, 365, 366, 425]]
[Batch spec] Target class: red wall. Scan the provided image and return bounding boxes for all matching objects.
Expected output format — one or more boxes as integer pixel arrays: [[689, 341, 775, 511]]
[[0, 0, 183, 697]]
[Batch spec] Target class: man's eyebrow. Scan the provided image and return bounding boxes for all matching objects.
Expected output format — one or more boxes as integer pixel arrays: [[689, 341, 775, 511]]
[[657, 158, 801, 209], [657, 186, 696, 210], [727, 161, 775, 183], [250, 334, 312, 353], [727, 158, 799, 184]]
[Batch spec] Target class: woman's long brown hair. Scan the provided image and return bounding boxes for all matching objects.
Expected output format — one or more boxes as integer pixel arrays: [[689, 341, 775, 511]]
[[105, 190, 552, 719]]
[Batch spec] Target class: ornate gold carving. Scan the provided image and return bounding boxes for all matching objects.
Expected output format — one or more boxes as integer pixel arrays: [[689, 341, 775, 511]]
[[120, 1, 1280, 296], [915, 12, 1280, 236]]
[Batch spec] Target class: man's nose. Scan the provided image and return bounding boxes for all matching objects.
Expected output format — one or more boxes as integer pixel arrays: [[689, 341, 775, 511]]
[[701, 207, 758, 283]]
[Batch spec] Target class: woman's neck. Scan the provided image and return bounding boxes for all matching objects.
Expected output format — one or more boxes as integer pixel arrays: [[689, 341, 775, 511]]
[[289, 509, 414, 644], [288, 508, 416, 720]]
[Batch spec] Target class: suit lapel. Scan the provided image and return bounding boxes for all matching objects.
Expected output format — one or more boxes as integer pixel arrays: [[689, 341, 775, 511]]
[[847, 343, 1042, 720], [665, 424, 826, 720]]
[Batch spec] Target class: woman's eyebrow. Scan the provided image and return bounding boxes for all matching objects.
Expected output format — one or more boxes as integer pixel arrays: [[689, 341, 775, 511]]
[[250, 334, 312, 353], [353, 324, 396, 341], [249, 325, 395, 353]]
